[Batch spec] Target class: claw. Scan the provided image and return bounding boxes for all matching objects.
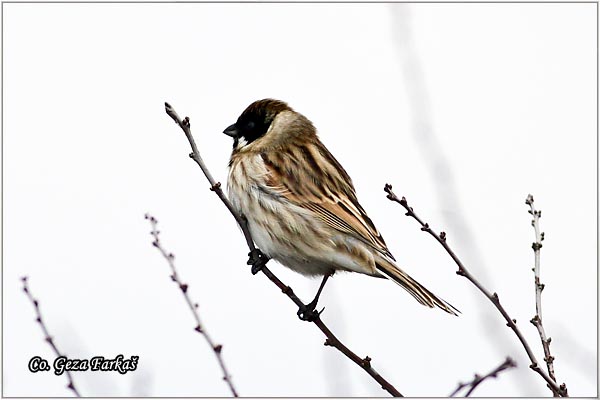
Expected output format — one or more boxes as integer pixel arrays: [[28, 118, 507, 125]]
[[247, 249, 268, 275], [297, 304, 322, 322], [296, 272, 332, 322]]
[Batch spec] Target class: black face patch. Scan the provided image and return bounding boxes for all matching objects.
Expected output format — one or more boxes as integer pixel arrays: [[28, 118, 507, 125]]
[[235, 113, 271, 144], [227, 99, 292, 146]]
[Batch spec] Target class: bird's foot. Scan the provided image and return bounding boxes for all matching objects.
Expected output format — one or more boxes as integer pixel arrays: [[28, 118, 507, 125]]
[[247, 249, 269, 275], [297, 300, 325, 322]]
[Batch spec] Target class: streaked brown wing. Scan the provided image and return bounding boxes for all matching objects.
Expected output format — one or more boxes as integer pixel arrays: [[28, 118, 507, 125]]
[[260, 140, 395, 261]]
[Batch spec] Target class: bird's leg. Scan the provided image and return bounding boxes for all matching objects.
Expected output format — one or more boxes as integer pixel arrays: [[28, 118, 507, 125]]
[[247, 248, 269, 275], [297, 271, 333, 322]]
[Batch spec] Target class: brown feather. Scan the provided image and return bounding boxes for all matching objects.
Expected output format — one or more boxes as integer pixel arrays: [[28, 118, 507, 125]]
[[260, 138, 394, 261]]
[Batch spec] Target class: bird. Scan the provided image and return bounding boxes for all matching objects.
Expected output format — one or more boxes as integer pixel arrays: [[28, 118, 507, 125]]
[[224, 99, 459, 320]]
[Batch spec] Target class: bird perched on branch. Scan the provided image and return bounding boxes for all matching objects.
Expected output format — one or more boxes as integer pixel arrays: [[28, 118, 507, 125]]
[[224, 99, 458, 320]]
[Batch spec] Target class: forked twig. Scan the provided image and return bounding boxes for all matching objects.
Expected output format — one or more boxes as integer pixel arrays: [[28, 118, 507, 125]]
[[145, 213, 239, 397], [449, 357, 517, 397], [164, 102, 403, 397], [384, 184, 567, 397], [526, 194, 565, 396], [21, 276, 81, 397]]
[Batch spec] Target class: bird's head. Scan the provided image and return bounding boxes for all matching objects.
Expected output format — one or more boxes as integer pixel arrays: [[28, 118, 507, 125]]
[[223, 99, 314, 151]]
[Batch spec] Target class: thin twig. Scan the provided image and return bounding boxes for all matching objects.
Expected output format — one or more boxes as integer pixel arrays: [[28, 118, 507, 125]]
[[526, 194, 565, 396], [144, 213, 239, 397], [383, 184, 567, 397], [451, 357, 517, 397], [20, 276, 81, 397], [164, 102, 403, 397], [449, 357, 517, 397]]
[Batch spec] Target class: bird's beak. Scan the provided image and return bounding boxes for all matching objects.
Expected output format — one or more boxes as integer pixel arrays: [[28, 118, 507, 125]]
[[223, 124, 239, 138]]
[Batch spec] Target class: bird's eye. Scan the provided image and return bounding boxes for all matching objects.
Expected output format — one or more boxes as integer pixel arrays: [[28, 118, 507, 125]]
[[245, 121, 255, 130]]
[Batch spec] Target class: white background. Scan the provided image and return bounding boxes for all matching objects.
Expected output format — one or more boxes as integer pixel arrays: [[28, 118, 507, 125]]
[[3, 2, 597, 397]]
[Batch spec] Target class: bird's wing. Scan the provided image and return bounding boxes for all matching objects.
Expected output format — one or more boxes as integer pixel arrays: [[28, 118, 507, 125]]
[[260, 141, 396, 261]]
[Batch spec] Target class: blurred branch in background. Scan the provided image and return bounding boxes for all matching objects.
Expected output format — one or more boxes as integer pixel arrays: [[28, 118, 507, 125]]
[[384, 184, 568, 397], [21, 276, 82, 397], [449, 357, 516, 397], [526, 195, 567, 396], [388, 5, 546, 396], [144, 213, 239, 397], [164, 102, 404, 397]]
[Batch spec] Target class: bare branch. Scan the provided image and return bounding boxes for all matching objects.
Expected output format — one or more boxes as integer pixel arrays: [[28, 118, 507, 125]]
[[449, 357, 517, 397], [526, 194, 566, 396], [384, 184, 567, 397], [21, 276, 81, 397], [164, 102, 403, 397], [144, 213, 239, 397]]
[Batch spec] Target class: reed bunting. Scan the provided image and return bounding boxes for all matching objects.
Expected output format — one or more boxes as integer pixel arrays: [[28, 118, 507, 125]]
[[224, 99, 458, 319]]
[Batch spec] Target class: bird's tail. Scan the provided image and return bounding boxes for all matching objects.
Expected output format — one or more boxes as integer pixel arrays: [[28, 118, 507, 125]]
[[375, 257, 460, 316]]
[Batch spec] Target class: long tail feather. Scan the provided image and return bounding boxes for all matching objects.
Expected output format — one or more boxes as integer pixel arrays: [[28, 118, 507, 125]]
[[375, 259, 460, 316]]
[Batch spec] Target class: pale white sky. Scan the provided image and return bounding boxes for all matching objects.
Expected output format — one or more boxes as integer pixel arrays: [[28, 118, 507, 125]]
[[3, 2, 597, 397]]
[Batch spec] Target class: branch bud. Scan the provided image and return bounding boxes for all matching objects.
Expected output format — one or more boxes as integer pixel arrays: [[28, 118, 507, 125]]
[[362, 356, 372, 368], [525, 194, 534, 205]]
